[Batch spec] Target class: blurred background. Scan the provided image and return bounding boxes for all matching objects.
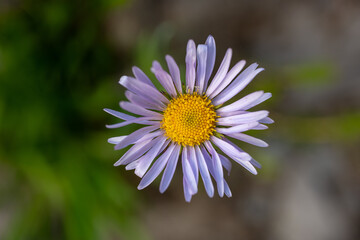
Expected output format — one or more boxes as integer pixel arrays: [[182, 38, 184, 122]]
[[0, 0, 359, 239]]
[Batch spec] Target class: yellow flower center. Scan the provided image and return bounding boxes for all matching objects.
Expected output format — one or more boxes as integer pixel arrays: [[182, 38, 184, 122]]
[[161, 93, 217, 146]]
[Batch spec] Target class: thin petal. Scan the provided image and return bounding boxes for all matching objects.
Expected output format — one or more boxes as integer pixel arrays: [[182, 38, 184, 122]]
[[195, 44, 207, 94], [108, 136, 126, 144], [183, 178, 193, 202], [204, 141, 224, 197], [250, 159, 262, 169], [206, 48, 232, 96], [200, 145, 214, 175], [195, 145, 214, 197], [132, 66, 155, 87], [253, 124, 268, 130], [182, 147, 198, 194], [210, 136, 251, 162], [223, 139, 258, 175], [242, 92, 272, 110], [200, 146, 232, 197], [125, 91, 164, 111], [165, 55, 182, 94], [235, 156, 258, 175], [125, 160, 139, 170], [216, 122, 259, 134], [259, 116, 274, 124], [224, 180, 232, 198], [114, 139, 154, 166], [104, 108, 135, 121], [114, 125, 159, 150], [120, 101, 163, 118], [204, 35, 216, 88], [135, 137, 168, 177], [218, 111, 269, 125], [217, 91, 264, 113], [188, 146, 199, 183], [119, 76, 168, 106], [226, 133, 269, 147], [212, 64, 264, 105], [105, 117, 157, 129], [185, 39, 196, 93], [217, 110, 247, 118], [219, 154, 232, 176], [201, 145, 229, 197], [208, 60, 246, 99], [159, 144, 181, 193], [151, 61, 177, 97], [135, 130, 162, 144], [138, 143, 176, 190]]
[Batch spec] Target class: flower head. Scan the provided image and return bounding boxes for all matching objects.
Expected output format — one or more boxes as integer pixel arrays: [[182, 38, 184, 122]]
[[105, 35, 273, 202]]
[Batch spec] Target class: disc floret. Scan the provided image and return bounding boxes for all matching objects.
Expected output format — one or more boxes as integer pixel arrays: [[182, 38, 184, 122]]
[[161, 93, 218, 146]]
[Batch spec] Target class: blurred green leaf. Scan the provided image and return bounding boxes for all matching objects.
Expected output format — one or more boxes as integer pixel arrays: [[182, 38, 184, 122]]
[[280, 112, 360, 143], [133, 23, 175, 90], [285, 61, 336, 87], [0, 0, 146, 239]]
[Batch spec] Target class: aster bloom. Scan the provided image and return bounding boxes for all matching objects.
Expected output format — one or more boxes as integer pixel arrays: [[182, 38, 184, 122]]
[[105, 35, 273, 202]]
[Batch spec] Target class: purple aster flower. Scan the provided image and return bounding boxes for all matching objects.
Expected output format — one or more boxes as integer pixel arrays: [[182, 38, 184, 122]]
[[105, 35, 273, 202]]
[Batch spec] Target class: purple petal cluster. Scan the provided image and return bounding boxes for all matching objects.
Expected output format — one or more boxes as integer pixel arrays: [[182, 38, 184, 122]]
[[105, 35, 273, 202]]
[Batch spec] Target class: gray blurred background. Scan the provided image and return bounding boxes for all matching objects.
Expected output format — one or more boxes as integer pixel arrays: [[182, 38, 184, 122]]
[[0, 0, 359, 239]]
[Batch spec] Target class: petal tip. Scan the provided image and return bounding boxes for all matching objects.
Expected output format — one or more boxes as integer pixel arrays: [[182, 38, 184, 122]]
[[119, 76, 128, 85], [159, 185, 166, 194], [208, 190, 214, 198]]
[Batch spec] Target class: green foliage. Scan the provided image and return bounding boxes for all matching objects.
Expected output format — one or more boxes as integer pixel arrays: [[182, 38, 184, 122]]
[[133, 23, 175, 91], [281, 112, 360, 143], [284, 61, 336, 87], [0, 0, 145, 239]]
